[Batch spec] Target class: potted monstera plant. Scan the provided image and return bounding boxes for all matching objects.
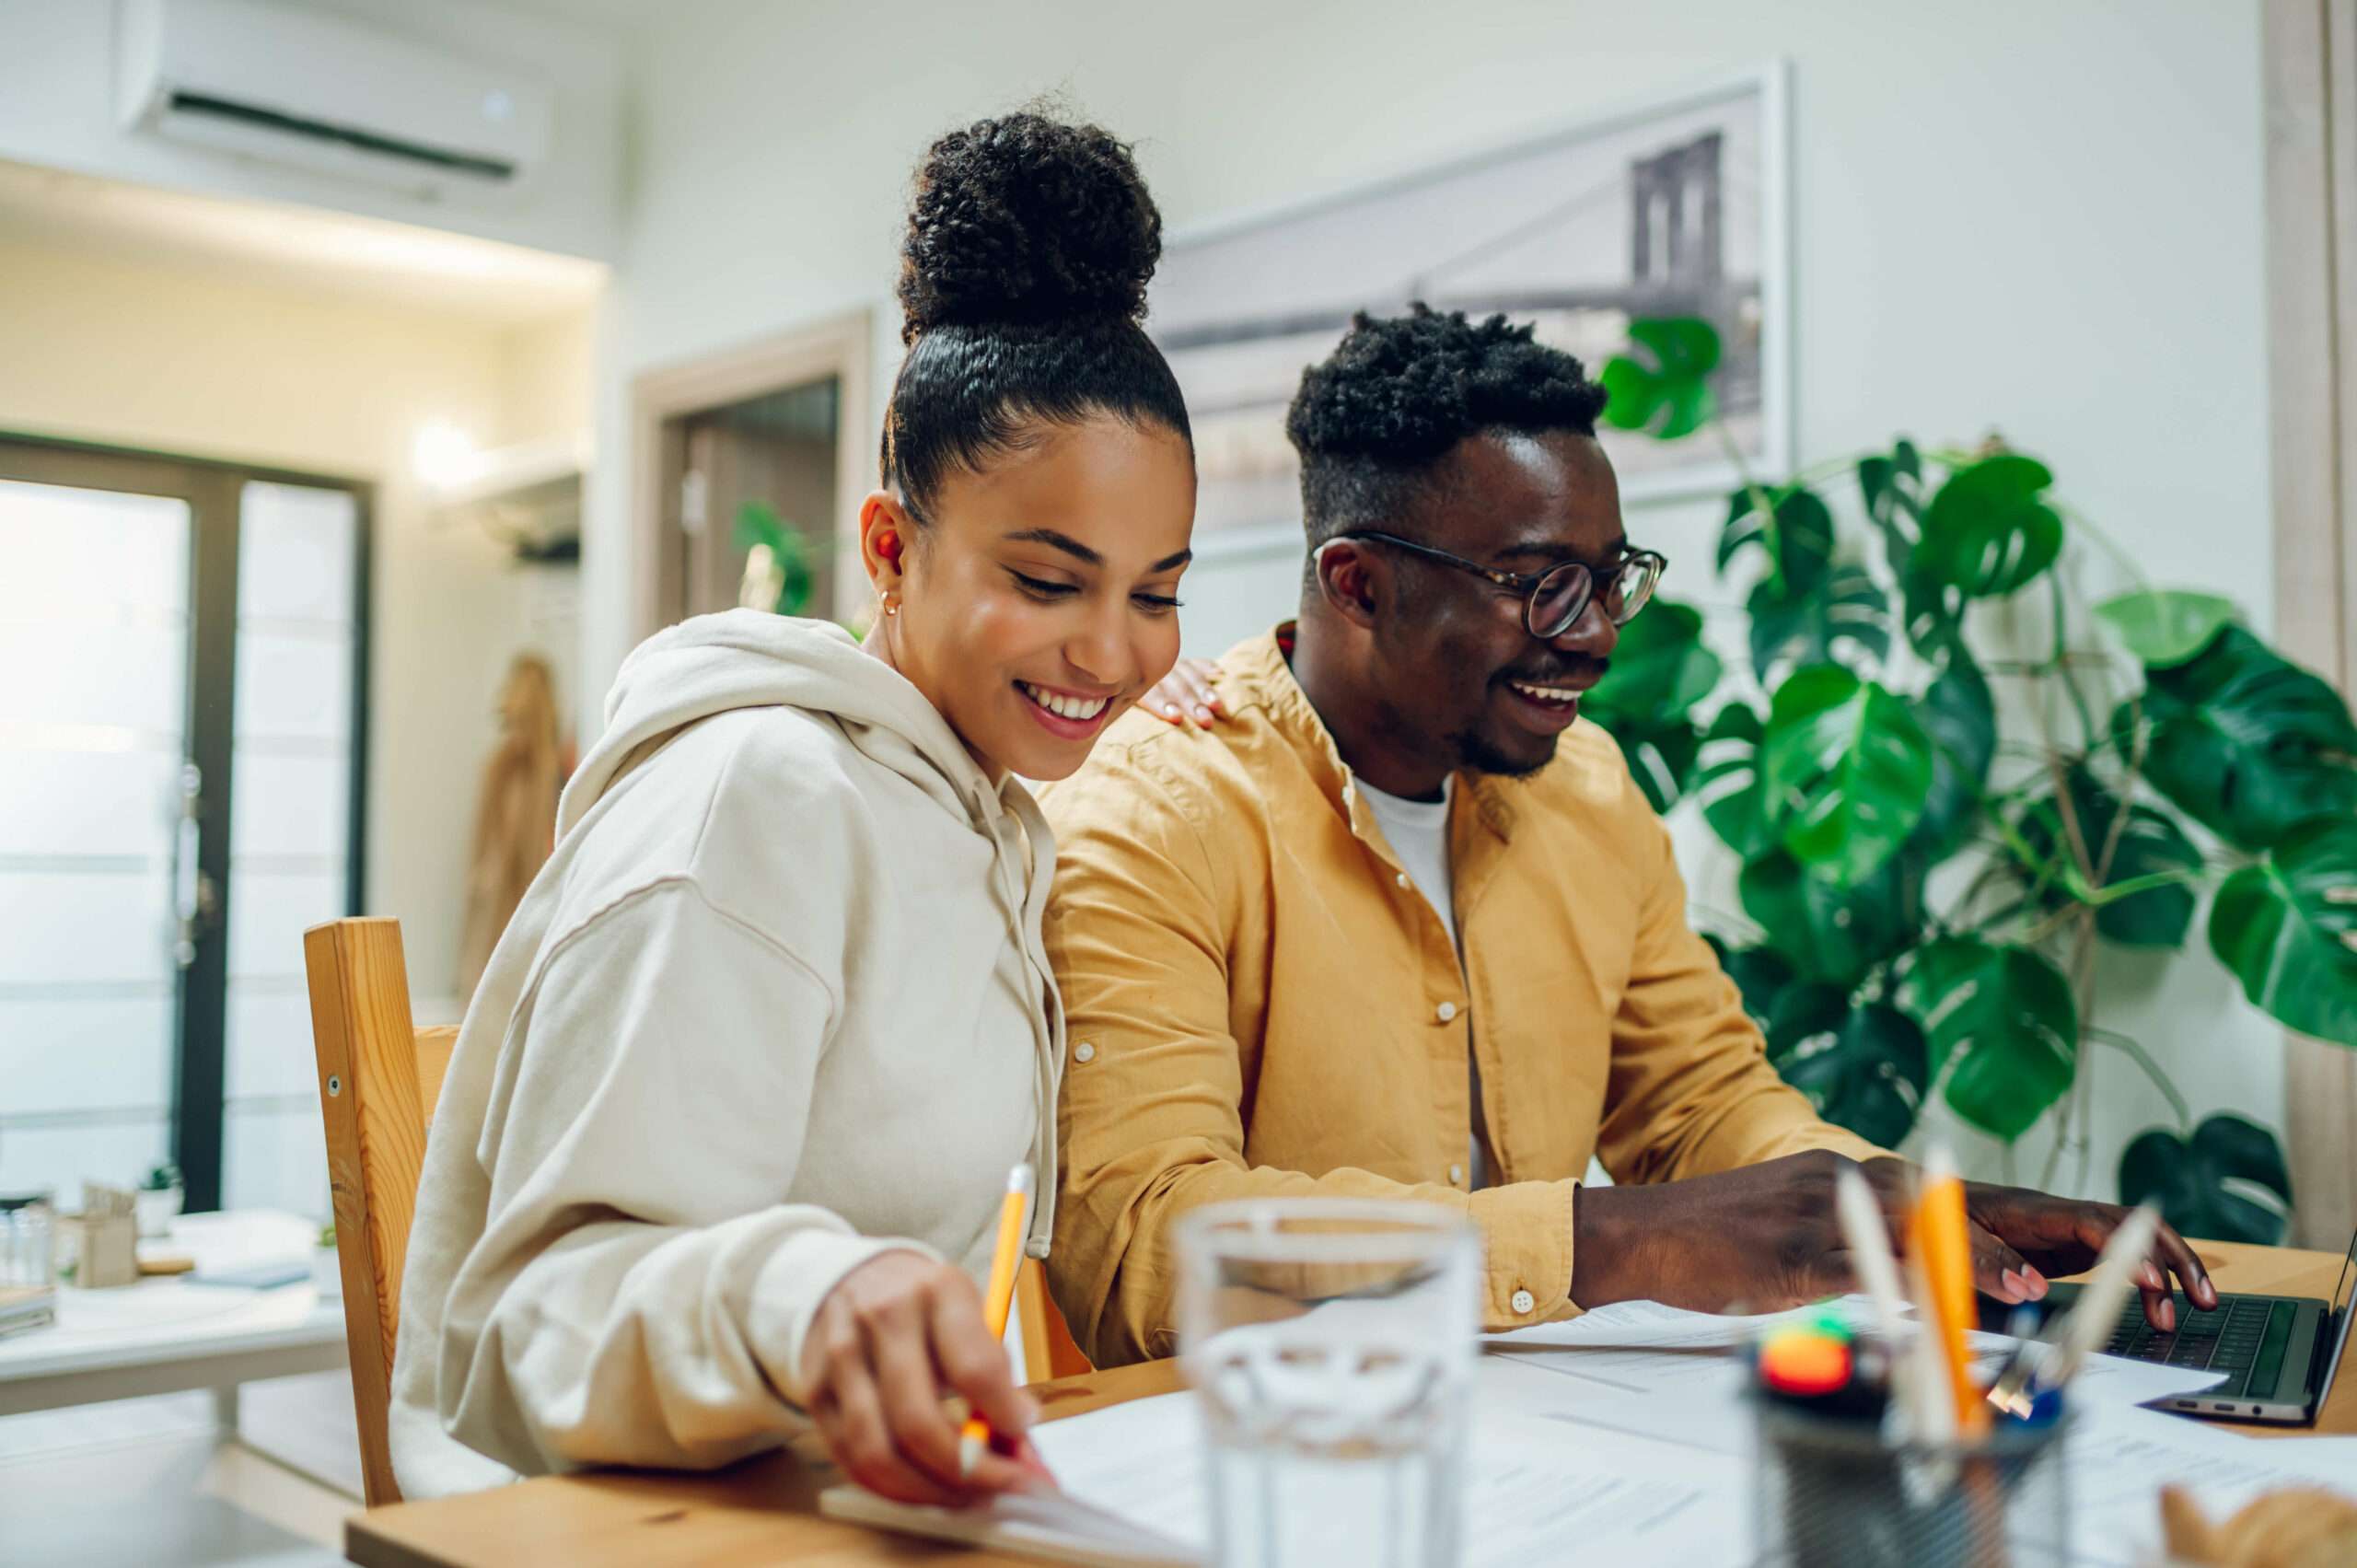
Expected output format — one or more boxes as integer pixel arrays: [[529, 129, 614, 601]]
[[1585, 317, 2357, 1241]]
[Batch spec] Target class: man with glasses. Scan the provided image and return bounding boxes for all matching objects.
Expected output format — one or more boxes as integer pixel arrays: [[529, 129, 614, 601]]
[[1038, 306, 2211, 1367]]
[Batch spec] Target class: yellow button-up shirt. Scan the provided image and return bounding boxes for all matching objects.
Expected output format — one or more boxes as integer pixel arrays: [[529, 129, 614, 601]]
[[1039, 626, 1886, 1367]]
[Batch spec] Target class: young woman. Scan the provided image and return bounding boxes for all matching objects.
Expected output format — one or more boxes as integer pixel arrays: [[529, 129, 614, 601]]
[[389, 113, 1196, 1505]]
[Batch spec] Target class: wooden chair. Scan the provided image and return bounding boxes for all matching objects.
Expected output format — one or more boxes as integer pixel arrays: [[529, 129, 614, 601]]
[[304, 917, 450, 1506], [302, 915, 1086, 1508]]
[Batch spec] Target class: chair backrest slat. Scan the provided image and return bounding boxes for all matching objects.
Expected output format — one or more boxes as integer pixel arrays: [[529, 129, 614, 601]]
[[303, 916, 430, 1507], [412, 1026, 458, 1129]]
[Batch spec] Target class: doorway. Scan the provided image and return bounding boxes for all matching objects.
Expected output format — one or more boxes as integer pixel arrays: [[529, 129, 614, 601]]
[[0, 436, 368, 1215], [674, 377, 842, 621], [631, 311, 873, 634]]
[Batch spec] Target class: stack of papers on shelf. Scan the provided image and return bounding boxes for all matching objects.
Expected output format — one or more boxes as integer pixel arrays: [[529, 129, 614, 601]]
[[0, 1283, 54, 1340]]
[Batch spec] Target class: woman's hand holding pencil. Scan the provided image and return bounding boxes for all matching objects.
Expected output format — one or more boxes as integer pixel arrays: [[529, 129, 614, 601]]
[[799, 1225, 1051, 1507]]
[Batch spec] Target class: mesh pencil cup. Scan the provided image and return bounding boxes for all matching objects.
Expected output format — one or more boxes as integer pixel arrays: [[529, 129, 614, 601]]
[[1753, 1399, 2072, 1568]]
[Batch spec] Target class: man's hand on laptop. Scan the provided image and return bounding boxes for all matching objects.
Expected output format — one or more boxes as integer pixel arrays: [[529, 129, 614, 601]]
[[1569, 1150, 2213, 1330]]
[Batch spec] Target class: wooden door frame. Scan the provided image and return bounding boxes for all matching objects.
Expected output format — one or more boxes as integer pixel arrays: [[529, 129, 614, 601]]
[[627, 309, 875, 635], [2264, 0, 2357, 1249]]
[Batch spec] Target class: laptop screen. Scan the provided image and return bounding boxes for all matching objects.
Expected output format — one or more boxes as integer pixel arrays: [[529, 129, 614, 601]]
[[2315, 1226, 2357, 1405]]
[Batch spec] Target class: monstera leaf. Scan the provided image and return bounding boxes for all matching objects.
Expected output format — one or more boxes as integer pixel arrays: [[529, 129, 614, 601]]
[[1761, 667, 1934, 887], [2119, 1114, 2292, 1245], [1765, 985, 1931, 1150], [1901, 565, 1968, 660], [1718, 943, 1797, 1026], [2013, 771, 2205, 948], [2094, 589, 2239, 668], [1697, 704, 1775, 859], [1583, 601, 1721, 813], [1899, 937, 2078, 1141], [1857, 439, 1927, 572], [2120, 626, 2357, 852], [1599, 318, 1721, 439], [1916, 454, 2063, 598], [1909, 650, 1997, 863], [1719, 483, 1835, 594], [1585, 600, 1722, 722], [1601, 718, 1702, 814], [1738, 850, 1918, 990], [1747, 562, 1892, 682], [2208, 818, 2357, 1048]]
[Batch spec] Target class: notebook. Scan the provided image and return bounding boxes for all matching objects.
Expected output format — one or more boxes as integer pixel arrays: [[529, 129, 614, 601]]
[[819, 1482, 1196, 1567]]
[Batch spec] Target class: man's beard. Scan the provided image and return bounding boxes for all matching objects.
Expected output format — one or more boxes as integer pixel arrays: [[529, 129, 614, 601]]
[[1372, 690, 1562, 782], [1447, 724, 1557, 779]]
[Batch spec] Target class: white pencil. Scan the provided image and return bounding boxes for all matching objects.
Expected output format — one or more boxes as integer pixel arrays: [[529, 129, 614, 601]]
[[1836, 1167, 1909, 1342], [2038, 1203, 2161, 1394]]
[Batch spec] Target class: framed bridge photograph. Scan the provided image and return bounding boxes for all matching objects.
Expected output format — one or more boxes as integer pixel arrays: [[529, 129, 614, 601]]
[[1149, 64, 1792, 551]]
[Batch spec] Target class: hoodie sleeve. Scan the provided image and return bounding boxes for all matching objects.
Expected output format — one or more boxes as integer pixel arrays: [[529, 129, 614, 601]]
[[420, 877, 928, 1478]]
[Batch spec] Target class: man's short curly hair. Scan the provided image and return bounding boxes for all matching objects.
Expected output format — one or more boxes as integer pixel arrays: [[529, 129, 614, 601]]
[[1285, 304, 1608, 549]]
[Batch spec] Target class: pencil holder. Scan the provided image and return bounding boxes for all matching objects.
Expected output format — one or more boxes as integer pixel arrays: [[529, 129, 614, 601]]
[[1752, 1400, 2071, 1568]]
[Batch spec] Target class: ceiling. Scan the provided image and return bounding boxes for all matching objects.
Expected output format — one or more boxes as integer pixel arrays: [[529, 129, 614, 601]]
[[0, 158, 608, 327], [494, 0, 662, 28]]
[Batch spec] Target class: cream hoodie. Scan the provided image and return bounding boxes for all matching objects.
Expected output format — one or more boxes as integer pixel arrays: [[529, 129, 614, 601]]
[[389, 610, 1063, 1498]]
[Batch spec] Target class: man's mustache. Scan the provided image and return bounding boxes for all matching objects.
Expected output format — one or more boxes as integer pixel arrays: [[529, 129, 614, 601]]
[[1495, 656, 1609, 686]]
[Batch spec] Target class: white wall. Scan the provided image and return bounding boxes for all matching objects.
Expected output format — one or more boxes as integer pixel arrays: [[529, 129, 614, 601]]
[[0, 0, 624, 261], [0, 233, 595, 1019], [588, 0, 2277, 1201]]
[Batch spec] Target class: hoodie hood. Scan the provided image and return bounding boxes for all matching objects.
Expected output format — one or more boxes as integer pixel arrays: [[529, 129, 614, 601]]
[[556, 609, 1066, 1264], [563, 609, 1004, 836]]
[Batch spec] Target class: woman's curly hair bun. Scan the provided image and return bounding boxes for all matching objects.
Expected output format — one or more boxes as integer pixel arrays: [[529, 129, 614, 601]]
[[896, 111, 1163, 345]]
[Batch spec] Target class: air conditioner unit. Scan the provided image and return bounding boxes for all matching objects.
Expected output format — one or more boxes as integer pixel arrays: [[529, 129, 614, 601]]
[[116, 0, 553, 199]]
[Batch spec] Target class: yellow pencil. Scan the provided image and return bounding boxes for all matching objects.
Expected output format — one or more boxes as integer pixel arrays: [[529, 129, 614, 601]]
[[1914, 1146, 1989, 1437], [958, 1163, 1035, 1478]]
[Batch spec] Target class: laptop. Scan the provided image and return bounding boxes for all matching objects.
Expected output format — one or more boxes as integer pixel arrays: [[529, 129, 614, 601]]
[[1978, 1227, 2355, 1424]]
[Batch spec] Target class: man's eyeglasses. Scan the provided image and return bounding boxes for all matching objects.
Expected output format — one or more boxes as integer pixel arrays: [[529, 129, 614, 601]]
[[1324, 530, 1666, 638]]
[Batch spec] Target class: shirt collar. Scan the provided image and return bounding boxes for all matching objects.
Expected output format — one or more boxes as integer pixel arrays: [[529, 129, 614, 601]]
[[1243, 622, 1517, 844]]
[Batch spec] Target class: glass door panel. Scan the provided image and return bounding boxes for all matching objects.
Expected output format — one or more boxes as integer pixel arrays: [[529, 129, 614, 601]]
[[221, 482, 358, 1219], [0, 479, 189, 1201]]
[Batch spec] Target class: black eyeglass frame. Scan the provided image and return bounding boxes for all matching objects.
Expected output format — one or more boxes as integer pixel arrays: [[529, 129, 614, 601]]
[[1322, 529, 1668, 637]]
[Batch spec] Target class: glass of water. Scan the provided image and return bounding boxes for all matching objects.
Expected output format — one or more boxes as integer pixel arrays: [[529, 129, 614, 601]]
[[1176, 1199, 1480, 1568]]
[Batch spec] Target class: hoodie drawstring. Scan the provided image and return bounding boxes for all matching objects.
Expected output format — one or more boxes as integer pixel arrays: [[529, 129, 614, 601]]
[[977, 788, 1062, 1261]]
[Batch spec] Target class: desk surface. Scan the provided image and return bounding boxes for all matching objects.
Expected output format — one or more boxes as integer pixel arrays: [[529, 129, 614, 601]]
[[347, 1238, 2355, 1568], [0, 1210, 346, 1414]]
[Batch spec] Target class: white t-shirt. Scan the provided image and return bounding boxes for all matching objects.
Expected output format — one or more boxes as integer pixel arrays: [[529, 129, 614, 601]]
[[1355, 775, 1492, 1191]]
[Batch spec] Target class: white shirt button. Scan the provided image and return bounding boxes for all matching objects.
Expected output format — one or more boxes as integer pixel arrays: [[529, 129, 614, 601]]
[[1073, 1042, 1096, 1064], [1449, 1164, 1465, 1185], [1436, 1001, 1458, 1023], [1511, 1289, 1536, 1315]]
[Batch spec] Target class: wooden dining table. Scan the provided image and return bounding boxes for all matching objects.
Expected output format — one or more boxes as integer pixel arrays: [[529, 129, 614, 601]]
[[345, 1238, 2355, 1568]]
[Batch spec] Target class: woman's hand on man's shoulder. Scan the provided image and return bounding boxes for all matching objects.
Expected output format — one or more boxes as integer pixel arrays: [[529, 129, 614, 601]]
[[1141, 657, 1226, 729]]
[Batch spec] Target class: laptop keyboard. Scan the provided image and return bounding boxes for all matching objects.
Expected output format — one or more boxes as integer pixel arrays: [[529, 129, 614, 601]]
[[2102, 1295, 2293, 1399]]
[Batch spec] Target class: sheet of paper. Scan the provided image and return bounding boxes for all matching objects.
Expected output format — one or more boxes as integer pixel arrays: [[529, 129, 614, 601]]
[[1478, 1296, 2226, 1458], [1031, 1390, 1750, 1568], [2062, 1399, 2357, 1566], [819, 1482, 1197, 1568], [1481, 1294, 1887, 1353]]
